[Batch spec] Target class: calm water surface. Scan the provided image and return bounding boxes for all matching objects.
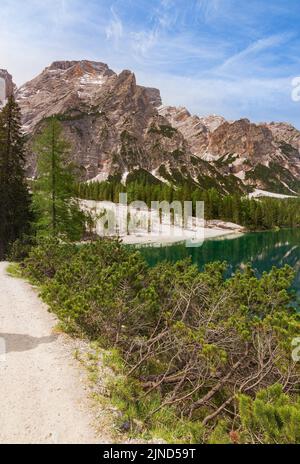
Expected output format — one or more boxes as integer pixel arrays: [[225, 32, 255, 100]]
[[138, 229, 300, 298]]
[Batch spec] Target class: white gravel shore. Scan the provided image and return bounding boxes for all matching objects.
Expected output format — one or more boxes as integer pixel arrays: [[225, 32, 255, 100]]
[[81, 200, 245, 246]]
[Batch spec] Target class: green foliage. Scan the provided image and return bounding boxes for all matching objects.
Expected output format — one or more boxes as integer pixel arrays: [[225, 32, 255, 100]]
[[236, 384, 300, 444], [21, 239, 300, 443], [32, 117, 85, 240], [23, 236, 77, 283], [0, 97, 32, 259], [208, 421, 232, 444], [78, 177, 300, 230], [108, 372, 205, 443], [148, 125, 178, 138], [246, 162, 300, 195], [55, 110, 87, 122], [279, 142, 298, 158], [126, 169, 162, 186], [6, 262, 22, 278], [7, 234, 36, 262]]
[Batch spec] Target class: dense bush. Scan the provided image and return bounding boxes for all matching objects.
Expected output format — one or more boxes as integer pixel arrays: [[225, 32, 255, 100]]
[[22, 237, 78, 283], [7, 234, 36, 262], [210, 384, 300, 444], [22, 239, 300, 443], [238, 383, 300, 444]]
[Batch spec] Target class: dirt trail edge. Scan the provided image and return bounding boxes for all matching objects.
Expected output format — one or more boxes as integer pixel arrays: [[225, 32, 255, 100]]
[[0, 262, 112, 444]]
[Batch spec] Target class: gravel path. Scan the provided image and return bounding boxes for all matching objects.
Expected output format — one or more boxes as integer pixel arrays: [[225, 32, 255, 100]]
[[0, 262, 112, 444]]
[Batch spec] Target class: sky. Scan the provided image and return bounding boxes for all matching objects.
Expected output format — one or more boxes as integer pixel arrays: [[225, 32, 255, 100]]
[[1, 0, 300, 126]]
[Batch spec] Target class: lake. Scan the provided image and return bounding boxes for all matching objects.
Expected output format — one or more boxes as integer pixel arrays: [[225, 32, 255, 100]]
[[138, 228, 300, 298]]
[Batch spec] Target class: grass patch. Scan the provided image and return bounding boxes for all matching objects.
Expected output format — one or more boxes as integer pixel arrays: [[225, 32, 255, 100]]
[[6, 262, 22, 278]]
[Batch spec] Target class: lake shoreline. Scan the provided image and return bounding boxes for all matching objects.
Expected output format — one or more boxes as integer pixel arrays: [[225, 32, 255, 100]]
[[121, 227, 244, 247]]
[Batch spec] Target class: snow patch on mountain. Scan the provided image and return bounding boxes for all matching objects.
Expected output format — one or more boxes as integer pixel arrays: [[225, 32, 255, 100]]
[[249, 189, 298, 199]]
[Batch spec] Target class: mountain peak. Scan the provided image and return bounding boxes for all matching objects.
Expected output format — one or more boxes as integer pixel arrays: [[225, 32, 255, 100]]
[[47, 60, 114, 74], [12, 60, 300, 195]]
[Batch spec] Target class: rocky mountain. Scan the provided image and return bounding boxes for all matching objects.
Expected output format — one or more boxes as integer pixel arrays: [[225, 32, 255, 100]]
[[0, 69, 15, 107], [15, 60, 243, 194], [159, 106, 300, 195], [16, 60, 190, 181], [3, 59, 300, 195]]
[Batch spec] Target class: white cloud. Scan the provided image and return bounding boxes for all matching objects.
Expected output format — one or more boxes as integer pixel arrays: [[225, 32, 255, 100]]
[[136, 69, 296, 125], [105, 8, 123, 43], [216, 33, 294, 76], [196, 0, 224, 21], [0, 0, 299, 127], [130, 30, 159, 56]]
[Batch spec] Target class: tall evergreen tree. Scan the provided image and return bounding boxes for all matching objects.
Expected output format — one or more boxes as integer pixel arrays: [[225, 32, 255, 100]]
[[33, 117, 85, 240], [0, 96, 31, 259]]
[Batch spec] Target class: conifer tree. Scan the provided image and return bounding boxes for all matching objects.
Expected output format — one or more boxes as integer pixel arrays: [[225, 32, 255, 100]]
[[32, 117, 85, 240], [238, 384, 300, 444], [0, 96, 31, 259]]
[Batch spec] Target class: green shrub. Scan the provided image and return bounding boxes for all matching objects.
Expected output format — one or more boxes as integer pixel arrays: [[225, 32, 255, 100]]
[[23, 237, 78, 283], [21, 239, 300, 443], [7, 234, 36, 262]]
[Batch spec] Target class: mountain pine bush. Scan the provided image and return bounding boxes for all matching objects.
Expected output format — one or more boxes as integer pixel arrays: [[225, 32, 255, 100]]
[[22, 239, 300, 443]]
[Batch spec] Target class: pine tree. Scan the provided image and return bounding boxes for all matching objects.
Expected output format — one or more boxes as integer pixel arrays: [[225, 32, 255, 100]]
[[32, 117, 85, 241], [238, 384, 300, 444], [0, 96, 31, 259]]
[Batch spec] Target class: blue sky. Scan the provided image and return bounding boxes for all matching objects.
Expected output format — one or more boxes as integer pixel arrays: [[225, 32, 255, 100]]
[[1, 0, 300, 126]]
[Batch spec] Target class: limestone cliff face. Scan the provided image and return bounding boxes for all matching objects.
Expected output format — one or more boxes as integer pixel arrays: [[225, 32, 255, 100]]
[[0, 69, 15, 106], [158, 106, 210, 159], [265, 122, 300, 151], [16, 61, 193, 182], [3, 59, 300, 194], [159, 105, 300, 194], [207, 119, 276, 161]]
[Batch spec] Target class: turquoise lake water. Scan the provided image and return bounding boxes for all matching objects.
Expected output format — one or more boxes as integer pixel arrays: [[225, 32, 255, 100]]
[[138, 228, 300, 298]]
